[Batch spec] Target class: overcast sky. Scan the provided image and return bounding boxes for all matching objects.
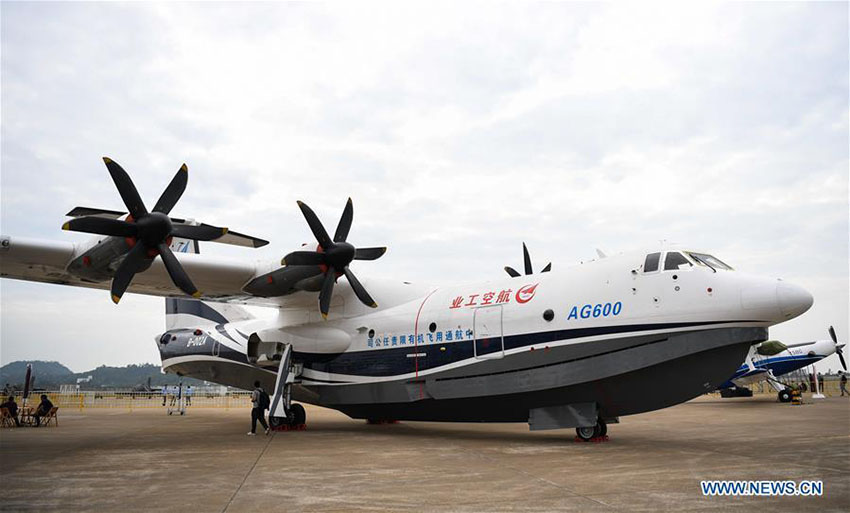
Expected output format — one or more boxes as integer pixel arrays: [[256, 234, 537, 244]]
[[1, 3, 847, 373]]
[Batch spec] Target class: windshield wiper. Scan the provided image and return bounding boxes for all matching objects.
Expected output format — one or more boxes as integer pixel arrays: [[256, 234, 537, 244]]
[[691, 254, 717, 273]]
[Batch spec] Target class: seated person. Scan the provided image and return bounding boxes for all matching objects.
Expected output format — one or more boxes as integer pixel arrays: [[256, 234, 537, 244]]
[[33, 394, 54, 427], [1, 395, 20, 427]]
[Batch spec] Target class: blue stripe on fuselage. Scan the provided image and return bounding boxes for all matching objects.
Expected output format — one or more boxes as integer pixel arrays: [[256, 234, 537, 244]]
[[719, 353, 823, 389], [301, 319, 762, 378]]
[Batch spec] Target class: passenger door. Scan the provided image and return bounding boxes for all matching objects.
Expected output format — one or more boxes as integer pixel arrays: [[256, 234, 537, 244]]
[[473, 306, 504, 359]]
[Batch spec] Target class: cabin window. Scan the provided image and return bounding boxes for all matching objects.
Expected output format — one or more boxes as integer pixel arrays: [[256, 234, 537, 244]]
[[643, 252, 661, 273], [687, 252, 733, 271], [664, 252, 692, 271]]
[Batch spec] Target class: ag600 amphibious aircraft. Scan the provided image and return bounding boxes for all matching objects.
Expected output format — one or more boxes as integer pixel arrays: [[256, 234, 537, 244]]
[[0, 159, 815, 440]]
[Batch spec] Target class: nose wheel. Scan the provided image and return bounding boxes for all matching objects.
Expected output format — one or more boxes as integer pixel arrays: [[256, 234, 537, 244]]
[[575, 419, 607, 442]]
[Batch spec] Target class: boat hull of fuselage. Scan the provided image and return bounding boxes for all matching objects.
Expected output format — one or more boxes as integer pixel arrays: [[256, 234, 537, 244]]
[[307, 326, 765, 422], [161, 326, 765, 423]]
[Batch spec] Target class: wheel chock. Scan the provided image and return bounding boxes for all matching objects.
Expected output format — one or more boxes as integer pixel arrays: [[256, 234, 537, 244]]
[[574, 435, 609, 443], [271, 423, 306, 432]]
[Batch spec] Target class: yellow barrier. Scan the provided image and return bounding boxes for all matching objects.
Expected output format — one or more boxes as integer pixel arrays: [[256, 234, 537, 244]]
[[6, 391, 254, 411]]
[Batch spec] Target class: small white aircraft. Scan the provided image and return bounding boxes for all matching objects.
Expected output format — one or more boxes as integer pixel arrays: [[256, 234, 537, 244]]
[[0, 158, 815, 440], [717, 326, 846, 401]]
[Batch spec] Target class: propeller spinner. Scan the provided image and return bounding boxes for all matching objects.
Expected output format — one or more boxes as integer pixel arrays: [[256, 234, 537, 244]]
[[282, 198, 386, 319], [62, 157, 227, 303], [505, 242, 551, 278]]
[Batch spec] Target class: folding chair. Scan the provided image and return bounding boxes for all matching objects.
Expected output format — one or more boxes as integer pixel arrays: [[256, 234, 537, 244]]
[[41, 406, 59, 427], [0, 407, 15, 428]]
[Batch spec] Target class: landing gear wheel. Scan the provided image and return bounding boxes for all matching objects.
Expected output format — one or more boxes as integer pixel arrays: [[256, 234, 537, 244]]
[[597, 419, 607, 437], [576, 425, 596, 441], [778, 389, 792, 403], [290, 403, 306, 426], [576, 419, 606, 441], [269, 415, 287, 428]]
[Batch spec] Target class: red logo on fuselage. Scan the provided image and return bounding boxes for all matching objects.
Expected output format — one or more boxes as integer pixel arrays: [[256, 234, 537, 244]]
[[515, 284, 538, 304]]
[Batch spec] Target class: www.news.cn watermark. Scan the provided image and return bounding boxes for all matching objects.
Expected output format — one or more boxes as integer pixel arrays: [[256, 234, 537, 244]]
[[701, 480, 823, 496]]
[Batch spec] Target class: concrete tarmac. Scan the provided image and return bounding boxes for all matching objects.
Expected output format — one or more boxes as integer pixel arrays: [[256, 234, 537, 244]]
[[1, 395, 848, 512]]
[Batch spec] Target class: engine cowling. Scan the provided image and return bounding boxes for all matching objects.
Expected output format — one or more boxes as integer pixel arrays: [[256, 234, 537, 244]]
[[247, 326, 352, 364]]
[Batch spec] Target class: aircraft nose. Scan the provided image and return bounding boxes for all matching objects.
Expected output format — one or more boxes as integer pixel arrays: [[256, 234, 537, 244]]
[[776, 281, 813, 320]]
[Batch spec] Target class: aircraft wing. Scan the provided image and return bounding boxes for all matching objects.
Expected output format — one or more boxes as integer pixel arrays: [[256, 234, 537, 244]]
[[0, 235, 278, 306], [730, 368, 771, 388]]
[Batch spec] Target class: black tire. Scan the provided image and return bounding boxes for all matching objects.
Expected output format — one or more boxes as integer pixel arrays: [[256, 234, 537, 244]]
[[576, 425, 596, 441], [291, 403, 306, 426], [597, 420, 607, 437], [269, 415, 286, 428], [778, 389, 792, 403]]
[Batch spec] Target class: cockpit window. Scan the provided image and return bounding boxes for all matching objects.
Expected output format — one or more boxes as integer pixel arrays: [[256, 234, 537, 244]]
[[643, 252, 661, 273], [687, 252, 733, 271], [664, 252, 692, 271]]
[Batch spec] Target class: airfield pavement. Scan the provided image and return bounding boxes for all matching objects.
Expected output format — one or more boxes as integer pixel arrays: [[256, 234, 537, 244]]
[[0, 395, 848, 512]]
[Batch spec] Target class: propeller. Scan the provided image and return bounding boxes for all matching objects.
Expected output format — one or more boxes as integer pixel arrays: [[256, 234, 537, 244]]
[[282, 198, 386, 318], [505, 242, 551, 277], [828, 325, 846, 371], [62, 157, 227, 303]]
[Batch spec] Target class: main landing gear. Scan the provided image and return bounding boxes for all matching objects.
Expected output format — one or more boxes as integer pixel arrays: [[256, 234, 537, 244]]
[[267, 343, 307, 430], [575, 418, 608, 442], [778, 388, 793, 403], [270, 403, 306, 430]]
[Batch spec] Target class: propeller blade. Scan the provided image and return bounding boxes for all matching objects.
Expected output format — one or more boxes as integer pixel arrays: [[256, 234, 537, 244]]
[[343, 266, 377, 308], [541, 263, 552, 273], [523, 242, 533, 275], [282, 251, 325, 266], [62, 216, 138, 238], [829, 325, 837, 344], [110, 243, 148, 303], [152, 164, 188, 214], [318, 271, 335, 319], [172, 224, 228, 241], [504, 266, 520, 278], [334, 197, 354, 243], [353, 247, 386, 261], [158, 243, 201, 298], [838, 348, 847, 371], [103, 157, 148, 218], [297, 201, 334, 250]]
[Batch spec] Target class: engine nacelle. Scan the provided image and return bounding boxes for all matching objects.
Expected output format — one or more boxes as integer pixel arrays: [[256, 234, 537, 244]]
[[66, 236, 153, 282]]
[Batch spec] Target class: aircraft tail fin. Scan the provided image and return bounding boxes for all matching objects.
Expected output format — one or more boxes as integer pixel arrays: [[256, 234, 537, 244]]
[[165, 239, 254, 330]]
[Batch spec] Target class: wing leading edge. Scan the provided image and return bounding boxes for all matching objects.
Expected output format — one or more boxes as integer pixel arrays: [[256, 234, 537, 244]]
[[0, 235, 278, 306]]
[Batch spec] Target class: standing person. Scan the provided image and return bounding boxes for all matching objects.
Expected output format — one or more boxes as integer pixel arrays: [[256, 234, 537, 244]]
[[169, 385, 178, 407], [248, 381, 269, 436], [185, 385, 193, 406], [33, 394, 54, 427], [161, 385, 168, 406], [840, 372, 848, 397], [1, 395, 20, 427]]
